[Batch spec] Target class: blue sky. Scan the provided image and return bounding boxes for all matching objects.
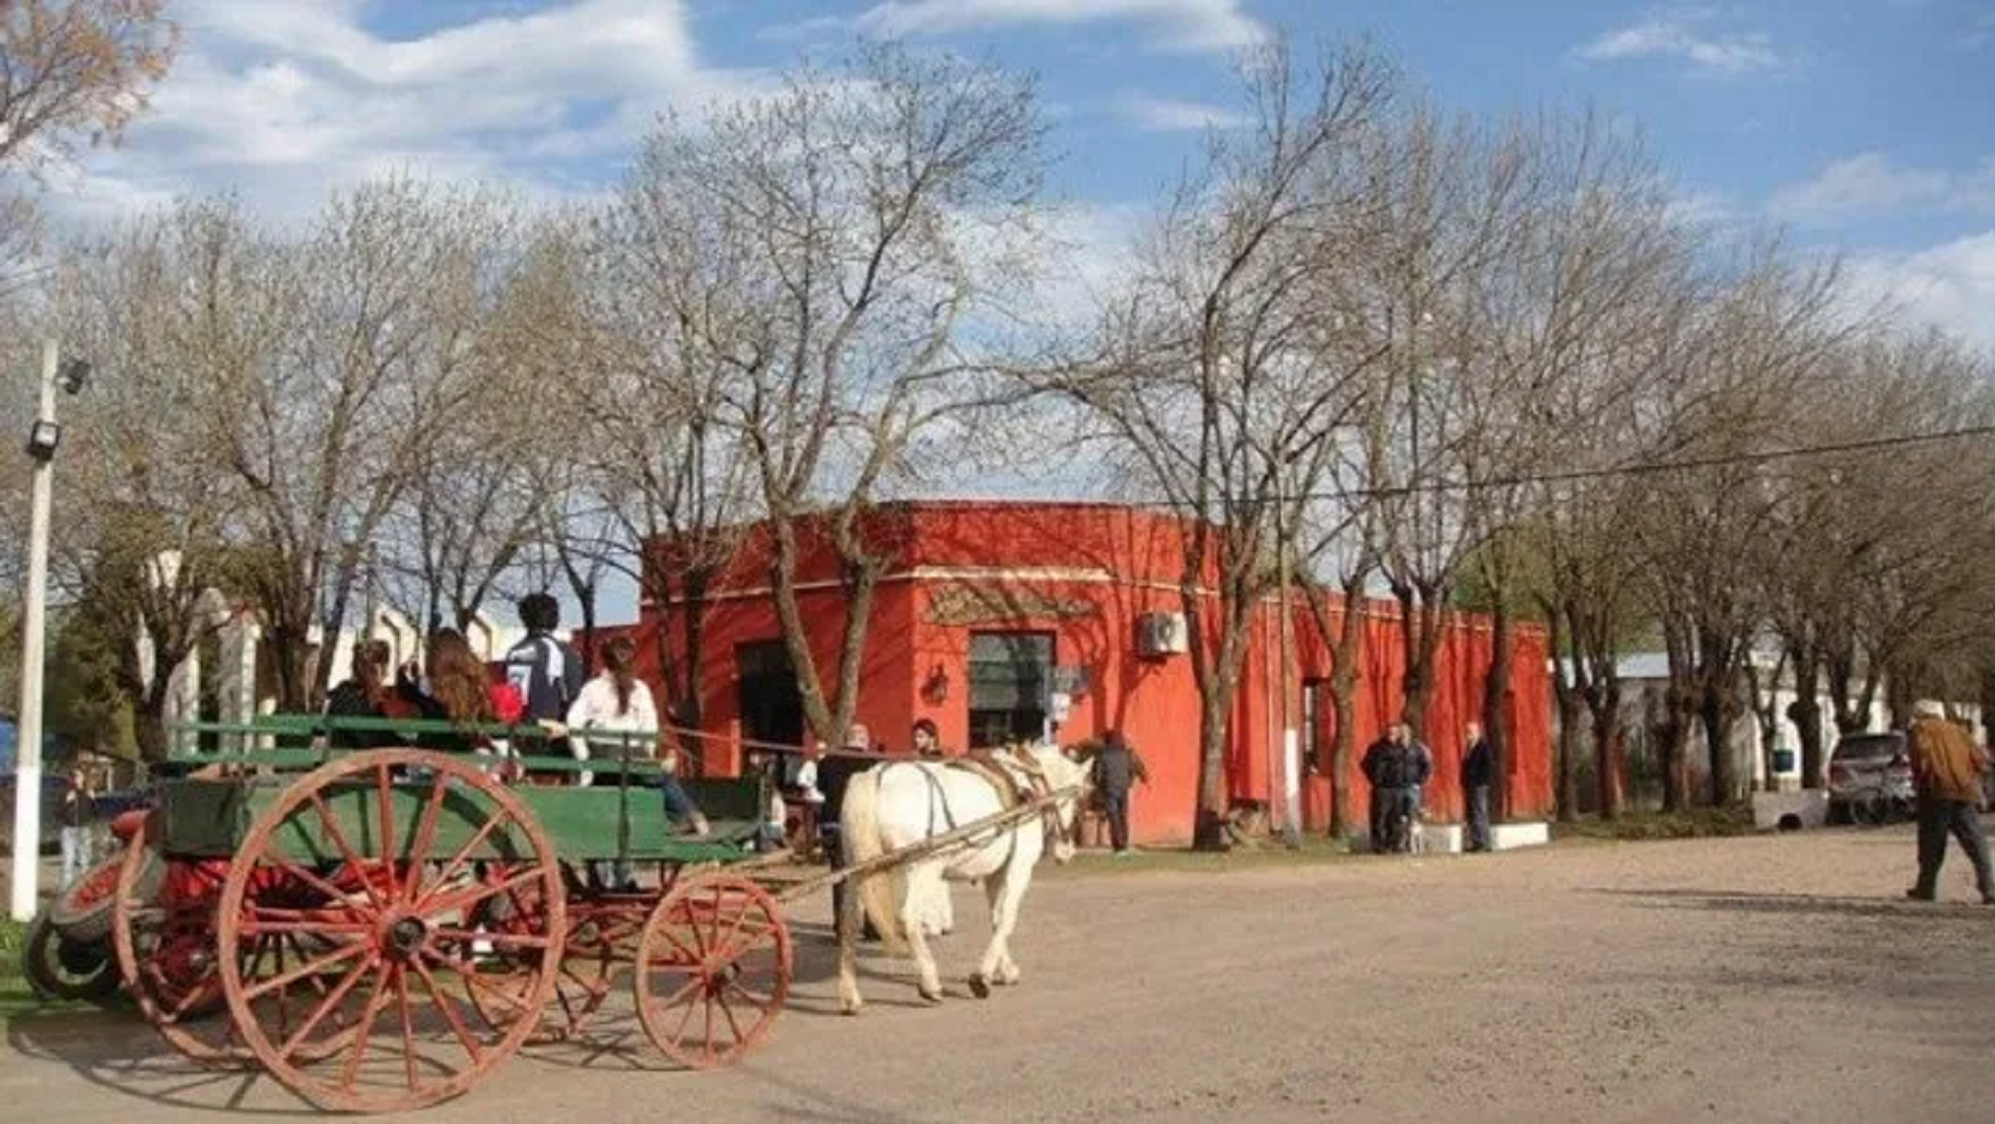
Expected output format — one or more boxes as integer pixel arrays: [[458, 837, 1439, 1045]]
[[51, 0, 1995, 345]]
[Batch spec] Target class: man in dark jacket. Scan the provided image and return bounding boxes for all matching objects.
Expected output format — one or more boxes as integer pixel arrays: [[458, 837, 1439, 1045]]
[[1088, 729, 1149, 856], [1362, 721, 1420, 853], [503, 593, 584, 724], [817, 727, 881, 940], [1461, 721, 1494, 852]]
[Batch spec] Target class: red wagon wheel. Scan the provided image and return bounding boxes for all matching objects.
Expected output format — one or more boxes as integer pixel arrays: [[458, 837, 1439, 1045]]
[[114, 810, 234, 1064], [215, 749, 566, 1114], [465, 884, 648, 1043], [114, 763, 271, 1067], [634, 873, 791, 1070]]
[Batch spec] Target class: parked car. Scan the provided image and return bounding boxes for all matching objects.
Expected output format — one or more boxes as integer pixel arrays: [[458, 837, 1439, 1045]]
[[1826, 732, 1915, 825]]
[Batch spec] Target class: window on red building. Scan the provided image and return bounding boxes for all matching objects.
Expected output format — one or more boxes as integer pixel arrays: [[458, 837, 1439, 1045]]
[[967, 631, 1053, 748]]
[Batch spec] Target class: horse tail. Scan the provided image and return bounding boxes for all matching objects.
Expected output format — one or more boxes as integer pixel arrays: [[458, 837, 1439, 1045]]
[[840, 767, 909, 956]]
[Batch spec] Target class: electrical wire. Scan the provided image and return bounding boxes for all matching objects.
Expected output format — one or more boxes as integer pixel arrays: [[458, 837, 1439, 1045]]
[[1157, 422, 1995, 504]]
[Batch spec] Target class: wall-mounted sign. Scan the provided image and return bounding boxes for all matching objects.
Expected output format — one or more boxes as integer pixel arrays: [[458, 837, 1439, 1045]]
[[924, 584, 1100, 627]]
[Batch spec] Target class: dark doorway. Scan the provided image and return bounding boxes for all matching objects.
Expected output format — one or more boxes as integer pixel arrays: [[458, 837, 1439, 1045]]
[[737, 640, 805, 754], [967, 631, 1054, 748]]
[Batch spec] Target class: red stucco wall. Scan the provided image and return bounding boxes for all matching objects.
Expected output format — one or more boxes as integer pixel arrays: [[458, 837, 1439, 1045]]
[[618, 502, 1554, 844]]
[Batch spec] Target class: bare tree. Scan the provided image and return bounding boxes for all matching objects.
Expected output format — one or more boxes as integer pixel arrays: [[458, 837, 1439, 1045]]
[[204, 181, 520, 707], [581, 144, 764, 735], [0, 0, 176, 169], [50, 201, 251, 758], [1634, 243, 1850, 806], [1061, 40, 1396, 848], [629, 45, 1049, 751], [374, 214, 572, 638], [1351, 103, 1535, 739]]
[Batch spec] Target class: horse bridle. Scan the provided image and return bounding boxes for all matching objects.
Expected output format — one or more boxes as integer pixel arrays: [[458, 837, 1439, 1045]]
[[1000, 745, 1078, 851]]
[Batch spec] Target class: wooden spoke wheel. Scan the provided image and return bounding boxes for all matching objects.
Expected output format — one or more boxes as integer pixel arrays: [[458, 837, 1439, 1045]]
[[634, 874, 791, 1070], [114, 772, 250, 1067], [464, 883, 649, 1043], [216, 750, 566, 1114]]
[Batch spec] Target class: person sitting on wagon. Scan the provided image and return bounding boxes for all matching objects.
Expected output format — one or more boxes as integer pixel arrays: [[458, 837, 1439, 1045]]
[[324, 640, 414, 749], [397, 629, 515, 758], [540, 637, 711, 824]]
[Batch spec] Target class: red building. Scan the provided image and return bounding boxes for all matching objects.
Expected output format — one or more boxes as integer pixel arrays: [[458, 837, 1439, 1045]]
[[626, 501, 1553, 845]]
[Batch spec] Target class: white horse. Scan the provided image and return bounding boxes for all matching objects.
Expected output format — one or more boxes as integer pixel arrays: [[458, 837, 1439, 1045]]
[[835, 744, 1092, 1012]]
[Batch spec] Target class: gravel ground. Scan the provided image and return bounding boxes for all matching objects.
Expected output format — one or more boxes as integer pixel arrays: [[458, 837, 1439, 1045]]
[[4, 822, 1993, 1123]]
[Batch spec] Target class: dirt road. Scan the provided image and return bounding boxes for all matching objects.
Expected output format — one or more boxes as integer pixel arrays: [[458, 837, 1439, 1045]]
[[6, 824, 1993, 1123]]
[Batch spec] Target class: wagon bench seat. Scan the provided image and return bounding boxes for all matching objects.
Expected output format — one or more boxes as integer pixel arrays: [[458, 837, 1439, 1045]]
[[153, 775, 762, 864]]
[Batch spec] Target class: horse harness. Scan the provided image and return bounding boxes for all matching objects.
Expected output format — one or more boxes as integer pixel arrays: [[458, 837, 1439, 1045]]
[[900, 746, 1071, 853]]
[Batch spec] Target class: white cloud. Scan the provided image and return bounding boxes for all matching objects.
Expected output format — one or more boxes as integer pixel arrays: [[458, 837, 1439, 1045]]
[[1576, 11, 1787, 76], [1841, 231, 1995, 350], [1112, 93, 1249, 132], [843, 0, 1267, 54], [1769, 153, 1995, 223], [1665, 189, 1737, 228], [37, 0, 764, 227], [1962, 12, 1995, 50]]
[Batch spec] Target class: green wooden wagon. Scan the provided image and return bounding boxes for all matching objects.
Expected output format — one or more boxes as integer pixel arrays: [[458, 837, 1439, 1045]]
[[109, 717, 795, 1113]]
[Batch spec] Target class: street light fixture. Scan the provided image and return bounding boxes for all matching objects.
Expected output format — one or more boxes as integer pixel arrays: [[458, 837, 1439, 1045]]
[[23, 418, 61, 461]]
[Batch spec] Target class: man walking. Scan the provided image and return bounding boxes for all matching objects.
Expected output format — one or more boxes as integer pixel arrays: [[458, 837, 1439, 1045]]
[[1088, 729, 1148, 857], [1462, 721, 1494, 853], [1904, 699, 1994, 905]]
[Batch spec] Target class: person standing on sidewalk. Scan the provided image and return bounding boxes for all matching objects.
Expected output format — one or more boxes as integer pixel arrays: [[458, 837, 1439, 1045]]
[[1904, 698, 1995, 904], [58, 764, 95, 889], [1088, 729, 1148, 856], [1462, 721, 1494, 853]]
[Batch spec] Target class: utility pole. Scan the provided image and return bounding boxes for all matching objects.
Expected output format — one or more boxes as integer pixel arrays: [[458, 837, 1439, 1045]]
[[12, 342, 61, 921]]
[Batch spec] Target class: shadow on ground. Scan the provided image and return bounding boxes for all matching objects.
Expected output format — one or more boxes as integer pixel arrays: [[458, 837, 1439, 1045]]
[[1589, 886, 1995, 921]]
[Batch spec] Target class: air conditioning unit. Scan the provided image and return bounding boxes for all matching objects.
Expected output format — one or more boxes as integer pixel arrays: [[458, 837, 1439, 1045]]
[[1137, 611, 1189, 656]]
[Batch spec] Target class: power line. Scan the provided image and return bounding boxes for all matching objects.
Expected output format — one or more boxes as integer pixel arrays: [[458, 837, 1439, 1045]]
[[1154, 422, 1995, 505]]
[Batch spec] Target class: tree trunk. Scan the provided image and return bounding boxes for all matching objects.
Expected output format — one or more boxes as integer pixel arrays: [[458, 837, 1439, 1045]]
[[1657, 681, 1694, 813], [1482, 599, 1514, 821], [1304, 574, 1369, 840], [768, 539, 879, 750], [1787, 642, 1825, 788], [1699, 684, 1737, 806], [1193, 685, 1232, 851], [1555, 689, 1585, 823], [1392, 583, 1443, 739], [1591, 681, 1623, 820]]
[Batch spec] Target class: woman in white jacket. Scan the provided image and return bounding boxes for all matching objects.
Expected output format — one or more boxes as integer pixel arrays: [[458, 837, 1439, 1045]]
[[543, 637, 708, 887], [558, 636, 656, 788]]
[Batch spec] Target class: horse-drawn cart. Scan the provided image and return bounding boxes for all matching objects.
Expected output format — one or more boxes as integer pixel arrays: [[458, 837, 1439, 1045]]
[[106, 716, 1072, 1113]]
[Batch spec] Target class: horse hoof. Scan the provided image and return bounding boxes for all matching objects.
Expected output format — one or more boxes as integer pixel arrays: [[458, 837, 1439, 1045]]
[[968, 974, 990, 999], [841, 1003, 863, 1017], [918, 987, 944, 1004]]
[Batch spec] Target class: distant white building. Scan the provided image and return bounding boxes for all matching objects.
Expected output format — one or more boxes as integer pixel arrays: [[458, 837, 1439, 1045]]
[[138, 553, 571, 750], [1553, 649, 1982, 801]]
